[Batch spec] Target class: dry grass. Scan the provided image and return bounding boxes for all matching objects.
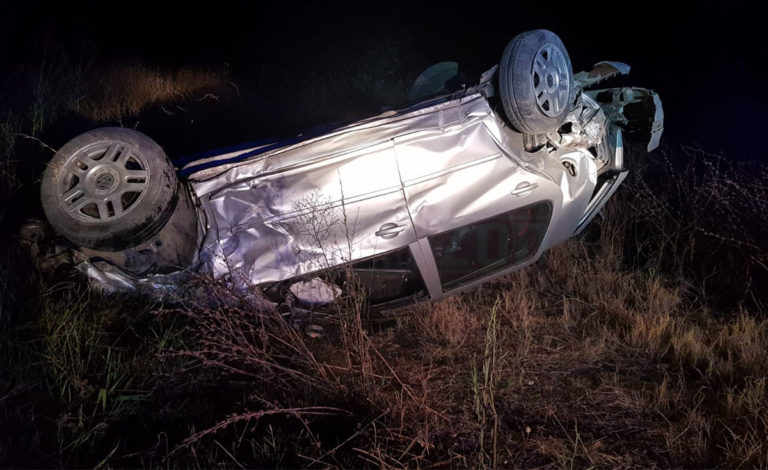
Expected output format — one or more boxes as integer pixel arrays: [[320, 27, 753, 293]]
[[153, 218, 765, 467], [74, 63, 227, 121]]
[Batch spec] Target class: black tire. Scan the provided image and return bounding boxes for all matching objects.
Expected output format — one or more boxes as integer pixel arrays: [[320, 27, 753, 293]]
[[499, 29, 574, 134], [41, 127, 178, 251]]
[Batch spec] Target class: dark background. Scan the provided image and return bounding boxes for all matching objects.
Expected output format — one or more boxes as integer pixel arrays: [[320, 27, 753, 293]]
[[1, 0, 766, 161]]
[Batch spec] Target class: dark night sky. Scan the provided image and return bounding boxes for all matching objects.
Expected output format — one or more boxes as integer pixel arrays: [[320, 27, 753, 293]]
[[1, 0, 767, 161]]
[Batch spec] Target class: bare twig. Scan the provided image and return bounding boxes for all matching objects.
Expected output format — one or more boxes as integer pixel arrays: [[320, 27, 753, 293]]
[[196, 93, 220, 102], [178, 407, 346, 450], [14, 133, 56, 153]]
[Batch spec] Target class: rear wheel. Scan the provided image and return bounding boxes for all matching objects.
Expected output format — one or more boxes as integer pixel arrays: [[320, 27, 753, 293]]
[[498, 29, 574, 134], [41, 127, 178, 251]]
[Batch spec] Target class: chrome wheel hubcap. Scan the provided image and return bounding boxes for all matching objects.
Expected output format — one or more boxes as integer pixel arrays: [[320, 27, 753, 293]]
[[57, 141, 150, 222], [531, 43, 570, 117]]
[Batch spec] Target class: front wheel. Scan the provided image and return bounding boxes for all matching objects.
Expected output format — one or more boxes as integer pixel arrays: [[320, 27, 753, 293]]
[[498, 29, 574, 134]]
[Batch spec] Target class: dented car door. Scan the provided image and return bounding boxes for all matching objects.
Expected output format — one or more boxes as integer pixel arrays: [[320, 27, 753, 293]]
[[393, 95, 564, 299]]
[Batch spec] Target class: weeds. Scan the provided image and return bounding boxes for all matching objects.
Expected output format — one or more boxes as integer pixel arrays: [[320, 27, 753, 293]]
[[29, 57, 57, 136], [472, 299, 502, 469], [0, 116, 20, 219], [1, 281, 185, 467]]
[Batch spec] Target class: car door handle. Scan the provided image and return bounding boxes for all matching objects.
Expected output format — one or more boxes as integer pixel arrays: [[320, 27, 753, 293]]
[[511, 182, 538, 197], [376, 223, 408, 239]]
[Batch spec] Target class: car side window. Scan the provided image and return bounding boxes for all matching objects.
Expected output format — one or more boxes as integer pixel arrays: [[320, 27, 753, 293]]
[[429, 202, 552, 290], [345, 247, 427, 305]]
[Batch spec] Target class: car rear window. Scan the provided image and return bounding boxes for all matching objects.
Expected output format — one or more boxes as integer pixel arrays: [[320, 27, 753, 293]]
[[429, 201, 552, 290]]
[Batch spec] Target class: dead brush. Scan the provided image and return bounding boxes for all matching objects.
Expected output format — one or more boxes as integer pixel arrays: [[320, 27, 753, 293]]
[[163, 273, 447, 467], [167, 274, 336, 393], [160, 275, 355, 465], [621, 143, 768, 307], [327, 306, 451, 467]]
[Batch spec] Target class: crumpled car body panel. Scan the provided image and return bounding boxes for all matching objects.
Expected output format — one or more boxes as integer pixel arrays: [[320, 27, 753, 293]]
[[189, 92, 595, 291]]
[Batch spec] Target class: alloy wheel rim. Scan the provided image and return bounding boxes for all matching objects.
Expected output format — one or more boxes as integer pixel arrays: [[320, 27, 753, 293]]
[[57, 141, 150, 222], [531, 42, 570, 117]]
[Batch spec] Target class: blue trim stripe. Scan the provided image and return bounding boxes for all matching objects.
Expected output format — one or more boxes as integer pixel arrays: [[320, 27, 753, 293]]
[[177, 136, 308, 177], [175, 121, 351, 178], [172, 137, 281, 167]]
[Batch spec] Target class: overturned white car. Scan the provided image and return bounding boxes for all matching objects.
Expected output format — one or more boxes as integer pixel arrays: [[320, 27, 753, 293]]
[[36, 30, 663, 310]]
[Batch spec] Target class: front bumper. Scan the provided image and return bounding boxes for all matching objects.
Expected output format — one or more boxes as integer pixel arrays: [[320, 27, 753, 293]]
[[573, 125, 627, 236]]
